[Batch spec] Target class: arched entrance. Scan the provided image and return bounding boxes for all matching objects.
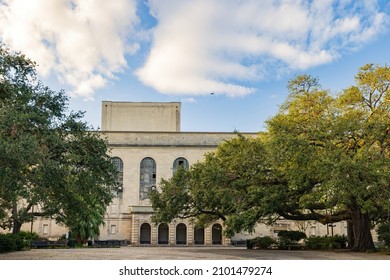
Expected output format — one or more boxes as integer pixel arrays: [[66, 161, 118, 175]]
[[212, 223, 222, 245], [194, 227, 205, 245], [140, 223, 151, 244], [176, 223, 187, 245], [158, 223, 169, 244]]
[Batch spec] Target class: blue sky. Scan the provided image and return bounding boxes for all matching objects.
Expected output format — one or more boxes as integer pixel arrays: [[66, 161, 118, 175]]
[[1, 0, 390, 132]]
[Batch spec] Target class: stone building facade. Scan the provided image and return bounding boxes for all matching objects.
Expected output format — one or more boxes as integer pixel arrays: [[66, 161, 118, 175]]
[[97, 101, 251, 245], [14, 101, 353, 244]]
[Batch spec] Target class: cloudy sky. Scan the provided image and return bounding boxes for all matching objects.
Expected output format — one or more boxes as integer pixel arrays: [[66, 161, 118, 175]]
[[1, 0, 390, 131]]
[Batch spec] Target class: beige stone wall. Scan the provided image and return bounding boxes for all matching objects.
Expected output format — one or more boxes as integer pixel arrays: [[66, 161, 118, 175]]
[[128, 210, 229, 246], [100, 130, 256, 244], [18, 217, 68, 240], [101, 101, 181, 132], [231, 220, 349, 243]]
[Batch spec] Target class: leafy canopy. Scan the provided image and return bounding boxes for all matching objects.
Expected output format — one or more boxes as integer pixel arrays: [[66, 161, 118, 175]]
[[150, 64, 390, 252], [0, 44, 117, 238]]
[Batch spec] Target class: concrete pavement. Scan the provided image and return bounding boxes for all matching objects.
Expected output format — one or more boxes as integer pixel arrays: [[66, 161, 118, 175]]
[[1, 246, 390, 260]]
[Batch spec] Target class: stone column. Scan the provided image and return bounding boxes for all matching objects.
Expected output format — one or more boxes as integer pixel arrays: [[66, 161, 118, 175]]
[[151, 224, 158, 245], [169, 222, 176, 245], [205, 225, 212, 246], [187, 223, 194, 245], [132, 215, 140, 245]]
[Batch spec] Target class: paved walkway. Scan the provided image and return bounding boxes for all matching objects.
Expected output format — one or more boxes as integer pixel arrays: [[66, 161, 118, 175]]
[[1, 246, 390, 260]]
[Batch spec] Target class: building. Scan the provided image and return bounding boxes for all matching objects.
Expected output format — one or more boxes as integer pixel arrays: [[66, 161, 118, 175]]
[[98, 101, 258, 245], [16, 101, 351, 244]]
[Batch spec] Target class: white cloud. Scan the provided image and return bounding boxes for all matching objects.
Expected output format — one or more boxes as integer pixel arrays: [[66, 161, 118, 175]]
[[0, 0, 388, 99], [137, 0, 388, 97], [181, 97, 197, 103], [0, 0, 139, 100]]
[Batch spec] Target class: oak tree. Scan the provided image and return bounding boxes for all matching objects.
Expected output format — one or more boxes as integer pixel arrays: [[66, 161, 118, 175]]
[[0, 44, 116, 239], [267, 67, 390, 251], [150, 65, 390, 252]]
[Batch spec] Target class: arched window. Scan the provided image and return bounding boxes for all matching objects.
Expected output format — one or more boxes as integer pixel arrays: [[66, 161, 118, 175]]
[[111, 157, 123, 198], [140, 157, 156, 200], [173, 157, 189, 174]]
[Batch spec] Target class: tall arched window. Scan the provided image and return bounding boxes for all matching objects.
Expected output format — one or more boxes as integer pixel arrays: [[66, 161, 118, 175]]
[[111, 157, 124, 198], [173, 157, 189, 175], [140, 157, 156, 200]]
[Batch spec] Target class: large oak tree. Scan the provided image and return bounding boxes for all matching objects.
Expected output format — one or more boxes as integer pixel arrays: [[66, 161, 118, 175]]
[[267, 66, 390, 251], [0, 44, 117, 240], [150, 64, 390, 252]]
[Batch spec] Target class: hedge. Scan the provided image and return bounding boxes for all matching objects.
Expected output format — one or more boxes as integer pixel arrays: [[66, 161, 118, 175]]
[[0, 231, 40, 253]]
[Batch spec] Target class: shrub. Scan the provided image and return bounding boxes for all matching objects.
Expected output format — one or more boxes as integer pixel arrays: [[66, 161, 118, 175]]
[[377, 223, 390, 248], [304, 236, 324, 250], [0, 231, 41, 253], [251, 236, 277, 249], [330, 235, 348, 249], [275, 231, 306, 250], [18, 231, 40, 241], [277, 230, 307, 242], [305, 235, 347, 250], [0, 233, 21, 253]]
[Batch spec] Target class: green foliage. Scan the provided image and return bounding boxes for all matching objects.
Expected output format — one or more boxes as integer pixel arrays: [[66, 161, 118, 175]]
[[0, 44, 116, 236], [277, 230, 307, 242], [377, 223, 390, 247], [18, 230, 40, 241], [251, 236, 277, 249], [150, 134, 277, 236], [275, 230, 307, 250], [305, 235, 348, 250], [66, 203, 106, 245], [150, 64, 390, 252], [0, 233, 20, 253], [266, 66, 390, 251], [0, 230, 38, 253]]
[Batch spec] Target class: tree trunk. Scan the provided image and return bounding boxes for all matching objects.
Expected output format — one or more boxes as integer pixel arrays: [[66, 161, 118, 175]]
[[350, 206, 375, 252], [346, 219, 354, 249], [12, 220, 22, 234], [11, 203, 22, 234]]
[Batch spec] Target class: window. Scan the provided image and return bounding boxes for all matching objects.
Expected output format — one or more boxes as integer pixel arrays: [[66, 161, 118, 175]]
[[140, 157, 156, 200], [173, 157, 189, 174], [43, 224, 49, 235], [111, 157, 124, 198], [272, 223, 288, 233], [110, 225, 117, 235]]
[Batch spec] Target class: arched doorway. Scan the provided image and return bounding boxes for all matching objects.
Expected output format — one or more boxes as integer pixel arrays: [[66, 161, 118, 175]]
[[176, 223, 187, 245], [140, 223, 151, 244], [194, 227, 205, 245], [158, 223, 169, 244], [212, 223, 222, 245]]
